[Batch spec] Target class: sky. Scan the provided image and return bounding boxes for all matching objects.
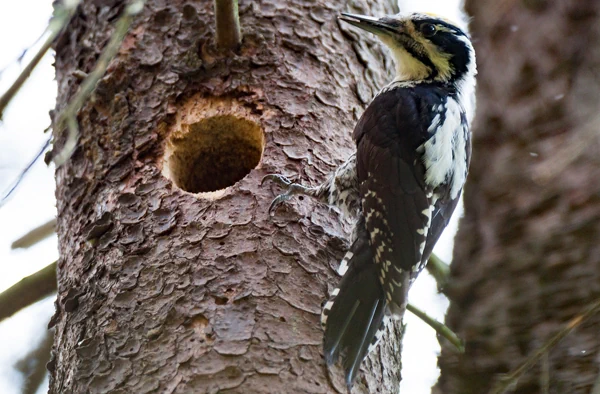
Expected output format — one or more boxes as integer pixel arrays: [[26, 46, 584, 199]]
[[0, 0, 463, 392]]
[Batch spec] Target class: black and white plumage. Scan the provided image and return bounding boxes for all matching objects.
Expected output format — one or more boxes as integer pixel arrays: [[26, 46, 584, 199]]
[[264, 11, 476, 390]]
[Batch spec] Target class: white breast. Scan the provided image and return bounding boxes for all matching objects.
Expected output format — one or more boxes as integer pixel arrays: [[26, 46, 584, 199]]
[[420, 98, 468, 199]]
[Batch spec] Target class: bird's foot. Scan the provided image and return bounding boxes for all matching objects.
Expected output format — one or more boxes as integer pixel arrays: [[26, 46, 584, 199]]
[[262, 174, 312, 216]]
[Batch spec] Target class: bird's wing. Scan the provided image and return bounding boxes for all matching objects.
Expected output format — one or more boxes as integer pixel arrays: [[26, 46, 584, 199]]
[[354, 87, 438, 310]]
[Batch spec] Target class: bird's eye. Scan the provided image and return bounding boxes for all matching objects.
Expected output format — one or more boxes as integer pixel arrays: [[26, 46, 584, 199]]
[[421, 23, 437, 37]]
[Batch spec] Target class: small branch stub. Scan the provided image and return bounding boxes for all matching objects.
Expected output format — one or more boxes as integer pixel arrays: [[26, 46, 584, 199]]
[[214, 0, 241, 50], [0, 261, 57, 322]]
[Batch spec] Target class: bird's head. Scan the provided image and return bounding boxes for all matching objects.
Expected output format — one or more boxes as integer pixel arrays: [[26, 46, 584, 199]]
[[340, 12, 476, 86]]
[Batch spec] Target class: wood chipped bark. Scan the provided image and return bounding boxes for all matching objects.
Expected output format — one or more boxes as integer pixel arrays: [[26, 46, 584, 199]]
[[84, 212, 114, 240]]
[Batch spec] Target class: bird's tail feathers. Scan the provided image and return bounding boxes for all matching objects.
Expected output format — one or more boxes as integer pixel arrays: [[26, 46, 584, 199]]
[[321, 233, 388, 389]]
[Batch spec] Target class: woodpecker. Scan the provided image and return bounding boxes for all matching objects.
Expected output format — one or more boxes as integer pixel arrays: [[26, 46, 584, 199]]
[[263, 11, 476, 389]]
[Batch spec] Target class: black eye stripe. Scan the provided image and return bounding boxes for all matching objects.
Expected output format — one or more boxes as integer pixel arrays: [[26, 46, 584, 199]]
[[415, 19, 467, 37], [379, 16, 472, 81]]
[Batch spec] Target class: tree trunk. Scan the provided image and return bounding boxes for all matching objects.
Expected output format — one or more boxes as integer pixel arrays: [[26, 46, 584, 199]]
[[49, 0, 403, 393], [436, 0, 600, 393]]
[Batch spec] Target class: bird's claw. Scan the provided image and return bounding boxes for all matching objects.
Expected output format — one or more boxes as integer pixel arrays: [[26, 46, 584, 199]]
[[261, 174, 293, 188], [262, 174, 308, 216], [268, 193, 291, 216]]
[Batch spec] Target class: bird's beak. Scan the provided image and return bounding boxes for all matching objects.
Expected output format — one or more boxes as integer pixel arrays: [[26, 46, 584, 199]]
[[339, 13, 398, 36]]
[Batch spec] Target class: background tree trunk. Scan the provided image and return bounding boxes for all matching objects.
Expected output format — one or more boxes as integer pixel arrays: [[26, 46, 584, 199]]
[[49, 0, 404, 393], [436, 0, 600, 393]]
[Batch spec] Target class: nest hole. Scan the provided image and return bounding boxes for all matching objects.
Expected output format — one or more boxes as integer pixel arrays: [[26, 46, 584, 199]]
[[164, 115, 264, 193]]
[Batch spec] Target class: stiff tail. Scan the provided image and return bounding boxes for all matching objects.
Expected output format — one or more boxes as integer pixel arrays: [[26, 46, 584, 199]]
[[321, 224, 388, 389]]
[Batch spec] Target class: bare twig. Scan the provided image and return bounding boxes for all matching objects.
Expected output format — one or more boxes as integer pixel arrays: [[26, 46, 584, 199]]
[[490, 297, 600, 394], [14, 329, 54, 394], [407, 303, 464, 353], [0, 262, 57, 322], [541, 352, 550, 394], [52, 0, 146, 166], [0, 135, 51, 209], [214, 0, 241, 50], [0, 2, 79, 120], [11, 218, 57, 249], [426, 253, 450, 293]]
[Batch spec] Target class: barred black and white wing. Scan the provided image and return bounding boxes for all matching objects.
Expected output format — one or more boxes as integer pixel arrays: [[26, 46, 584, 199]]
[[354, 86, 438, 314]]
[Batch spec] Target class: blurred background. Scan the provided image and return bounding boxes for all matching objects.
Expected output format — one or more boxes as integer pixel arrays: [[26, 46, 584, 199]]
[[0, 0, 463, 393]]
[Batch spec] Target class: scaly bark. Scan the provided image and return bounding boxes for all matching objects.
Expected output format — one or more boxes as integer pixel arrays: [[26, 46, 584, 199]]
[[49, 0, 405, 392], [436, 0, 600, 393]]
